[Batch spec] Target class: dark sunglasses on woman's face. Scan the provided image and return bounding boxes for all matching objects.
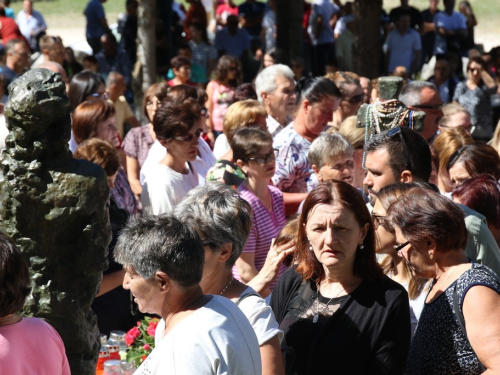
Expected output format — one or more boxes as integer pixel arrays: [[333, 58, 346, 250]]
[[343, 93, 365, 105], [248, 149, 279, 165], [174, 128, 203, 142]]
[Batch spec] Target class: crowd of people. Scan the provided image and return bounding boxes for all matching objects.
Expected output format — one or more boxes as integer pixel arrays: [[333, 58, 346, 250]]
[[1, 0, 500, 374]]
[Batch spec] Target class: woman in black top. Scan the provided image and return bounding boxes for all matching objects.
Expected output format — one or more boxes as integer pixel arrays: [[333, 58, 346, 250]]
[[270, 180, 411, 375]]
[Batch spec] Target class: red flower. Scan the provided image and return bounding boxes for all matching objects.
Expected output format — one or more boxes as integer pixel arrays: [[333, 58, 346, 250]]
[[146, 321, 158, 337], [137, 321, 142, 326], [143, 344, 150, 351], [127, 326, 140, 339], [141, 355, 147, 361], [125, 334, 136, 347]]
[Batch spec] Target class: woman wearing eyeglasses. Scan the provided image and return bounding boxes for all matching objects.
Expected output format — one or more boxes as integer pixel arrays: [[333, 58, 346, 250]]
[[372, 183, 430, 337], [453, 56, 498, 141], [141, 98, 202, 214], [326, 72, 365, 132], [388, 187, 500, 375], [233, 127, 287, 293]]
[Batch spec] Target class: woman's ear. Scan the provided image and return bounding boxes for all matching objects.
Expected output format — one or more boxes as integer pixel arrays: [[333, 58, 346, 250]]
[[158, 139, 169, 148], [236, 159, 248, 174], [303, 99, 310, 114], [311, 164, 323, 182], [359, 222, 370, 244]]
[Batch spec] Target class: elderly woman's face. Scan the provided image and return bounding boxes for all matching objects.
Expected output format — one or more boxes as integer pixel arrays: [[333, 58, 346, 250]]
[[306, 203, 368, 272], [394, 227, 435, 279], [123, 267, 163, 314], [317, 154, 355, 186]]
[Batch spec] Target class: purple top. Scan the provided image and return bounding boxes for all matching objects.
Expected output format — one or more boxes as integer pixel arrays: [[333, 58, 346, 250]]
[[111, 168, 138, 215], [123, 124, 155, 168]]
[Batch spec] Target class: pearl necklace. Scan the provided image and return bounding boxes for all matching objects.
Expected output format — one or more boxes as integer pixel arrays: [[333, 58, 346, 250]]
[[219, 277, 234, 296]]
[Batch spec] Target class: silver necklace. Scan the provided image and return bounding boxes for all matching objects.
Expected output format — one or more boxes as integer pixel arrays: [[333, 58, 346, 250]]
[[313, 280, 357, 323], [220, 277, 234, 296]]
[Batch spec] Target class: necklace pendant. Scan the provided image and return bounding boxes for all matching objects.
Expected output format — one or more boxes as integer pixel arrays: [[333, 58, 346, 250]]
[[313, 314, 319, 323]]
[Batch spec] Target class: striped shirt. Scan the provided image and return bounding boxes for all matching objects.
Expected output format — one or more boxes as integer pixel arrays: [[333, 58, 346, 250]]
[[233, 184, 287, 290]]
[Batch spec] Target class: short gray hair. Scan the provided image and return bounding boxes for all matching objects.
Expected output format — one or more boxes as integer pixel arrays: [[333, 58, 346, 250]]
[[399, 81, 438, 107], [308, 133, 353, 168], [174, 183, 253, 268], [115, 213, 204, 287], [255, 64, 295, 103]]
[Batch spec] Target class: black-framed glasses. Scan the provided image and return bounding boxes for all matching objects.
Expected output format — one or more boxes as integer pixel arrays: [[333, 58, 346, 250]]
[[372, 214, 385, 230], [387, 126, 412, 172], [173, 128, 203, 142], [248, 149, 279, 165], [343, 93, 365, 105], [412, 103, 443, 113], [393, 241, 410, 252]]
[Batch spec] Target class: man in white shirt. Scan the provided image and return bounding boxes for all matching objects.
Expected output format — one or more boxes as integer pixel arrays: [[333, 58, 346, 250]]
[[16, 0, 46, 51], [255, 64, 296, 137]]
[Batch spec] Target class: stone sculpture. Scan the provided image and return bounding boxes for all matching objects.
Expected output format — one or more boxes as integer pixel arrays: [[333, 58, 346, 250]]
[[0, 69, 111, 375]]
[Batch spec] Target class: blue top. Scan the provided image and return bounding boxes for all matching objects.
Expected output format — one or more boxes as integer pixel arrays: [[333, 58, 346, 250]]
[[4, 7, 14, 19], [238, 1, 267, 37], [84, 0, 107, 39]]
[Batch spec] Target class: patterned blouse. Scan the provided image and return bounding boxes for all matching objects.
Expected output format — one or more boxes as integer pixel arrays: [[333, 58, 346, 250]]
[[405, 263, 500, 375], [122, 124, 155, 168], [205, 159, 246, 189]]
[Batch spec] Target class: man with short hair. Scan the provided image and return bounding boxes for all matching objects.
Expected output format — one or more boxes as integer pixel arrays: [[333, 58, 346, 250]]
[[96, 32, 132, 86], [255, 64, 296, 137], [16, 0, 46, 51], [214, 14, 250, 59], [106, 71, 140, 138], [364, 126, 500, 276], [389, 0, 423, 30], [439, 103, 472, 133], [434, 0, 467, 55], [427, 55, 457, 103], [2, 39, 29, 94], [399, 81, 444, 142], [31, 35, 65, 68], [84, 0, 110, 54]]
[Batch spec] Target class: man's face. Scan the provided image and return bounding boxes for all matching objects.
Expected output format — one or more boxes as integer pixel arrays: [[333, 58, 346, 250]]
[[23, 0, 32, 14], [363, 148, 397, 206], [265, 75, 296, 119], [440, 111, 472, 133], [434, 60, 450, 81], [444, 0, 455, 11], [178, 48, 192, 61], [397, 15, 411, 32], [10, 42, 30, 71], [49, 42, 65, 66], [109, 76, 126, 99], [101, 36, 116, 56], [407, 87, 443, 141]]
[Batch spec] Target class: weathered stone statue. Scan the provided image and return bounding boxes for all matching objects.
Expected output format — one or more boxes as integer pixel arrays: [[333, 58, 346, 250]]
[[357, 76, 426, 135], [0, 69, 111, 375]]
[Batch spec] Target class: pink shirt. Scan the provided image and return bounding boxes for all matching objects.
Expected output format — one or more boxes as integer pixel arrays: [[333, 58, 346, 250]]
[[0, 317, 70, 375], [209, 80, 234, 132], [233, 184, 287, 290]]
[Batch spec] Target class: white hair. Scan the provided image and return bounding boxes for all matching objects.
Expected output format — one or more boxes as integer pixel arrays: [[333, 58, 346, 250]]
[[255, 64, 295, 103]]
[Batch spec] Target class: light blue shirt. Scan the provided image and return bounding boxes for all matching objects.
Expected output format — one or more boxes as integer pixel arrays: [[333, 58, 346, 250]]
[[16, 9, 46, 49], [384, 28, 422, 73]]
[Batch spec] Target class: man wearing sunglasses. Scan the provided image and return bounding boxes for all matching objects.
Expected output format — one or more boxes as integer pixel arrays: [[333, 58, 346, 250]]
[[364, 126, 500, 277], [399, 81, 444, 142]]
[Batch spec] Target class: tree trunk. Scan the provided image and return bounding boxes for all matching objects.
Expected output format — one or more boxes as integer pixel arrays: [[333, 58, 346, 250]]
[[353, 0, 382, 78], [276, 0, 303, 64], [138, 0, 157, 91]]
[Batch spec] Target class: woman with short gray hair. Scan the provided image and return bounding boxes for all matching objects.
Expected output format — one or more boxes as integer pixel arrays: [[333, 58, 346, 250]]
[[174, 182, 285, 375], [115, 213, 262, 375]]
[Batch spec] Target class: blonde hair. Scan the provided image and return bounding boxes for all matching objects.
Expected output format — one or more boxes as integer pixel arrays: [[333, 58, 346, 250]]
[[223, 100, 267, 143], [488, 119, 500, 154], [433, 127, 474, 174], [440, 103, 470, 128], [337, 115, 365, 149]]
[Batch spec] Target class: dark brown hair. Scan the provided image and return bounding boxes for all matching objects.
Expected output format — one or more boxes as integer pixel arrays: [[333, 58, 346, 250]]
[[73, 138, 120, 177], [166, 84, 207, 106], [142, 82, 169, 120], [447, 143, 500, 180], [214, 55, 242, 88], [295, 181, 384, 282], [0, 232, 31, 316], [170, 56, 190, 70], [231, 127, 273, 163], [72, 99, 115, 144], [153, 98, 202, 140], [387, 187, 468, 253]]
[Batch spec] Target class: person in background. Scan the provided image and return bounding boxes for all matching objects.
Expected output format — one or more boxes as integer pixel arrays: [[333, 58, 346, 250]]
[[184, 0, 207, 41], [16, 0, 46, 52], [388, 188, 500, 375], [453, 174, 500, 248], [106, 71, 140, 138], [272, 77, 341, 214], [238, 0, 266, 42], [216, 0, 238, 29], [427, 55, 457, 104], [206, 54, 242, 140], [261, 0, 277, 53], [255, 64, 296, 138], [74, 138, 139, 336], [214, 15, 251, 60], [84, 0, 110, 54], [489, 119, 500, 156], [290, 56, 306, 81], [1, 39, 29, 94], [115, 214, 262, 374], [188, 22, 217, 78], [337, 115, 366, 189], [233, 82, 257, 102], [68, 69, 105, 114], [166, 44, 206, 87], [384, 12, 421, 77], [167, 56, 195, 87], [389, 0, 423, 30], [327, 72, 364, 132], [434, 0, 467, 56], [123, 82, 168, 197], [117, 0, 138, 66], [335, 15, 355, 72], [359, 77, 371, 104], [439, 103, 472, 133], [421, 0, 440, 65], [0, 0, 14, 19], [82, 54, 99, 73], [453, 56, 498, 141], [31, 35, 65, 69], [0, 232, 71, 375], [432, 127, 474, 193], [96, 32, 133, 88], [446, 143, 500, 188], [0, 5, 27, 46], [232, 128, 287, 291], [458, 1, 477, 50], [271, 181, 411, 374], [174, 183, 285, 375]]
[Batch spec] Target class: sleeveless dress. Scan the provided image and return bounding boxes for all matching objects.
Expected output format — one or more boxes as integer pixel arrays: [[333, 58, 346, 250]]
[[405, 262, 500, 375]]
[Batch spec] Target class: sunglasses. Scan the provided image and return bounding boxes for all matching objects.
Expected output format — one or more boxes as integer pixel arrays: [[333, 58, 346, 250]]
[[393, 240, 410, 252], [387, 127, 413, 172], [343, 94, 365, 105], [412, 103, 443, 113], [248, 149, 279, 165], [173, 128, 203, 142]]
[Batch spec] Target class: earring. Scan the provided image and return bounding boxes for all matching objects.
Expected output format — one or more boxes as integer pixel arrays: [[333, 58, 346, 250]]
[[429, 253, 433, 260], [309, 244, 313, 251], [359, 244, 364, 250]]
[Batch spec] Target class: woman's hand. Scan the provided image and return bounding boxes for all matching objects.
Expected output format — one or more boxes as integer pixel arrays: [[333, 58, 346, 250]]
[[247, 239, 295, 297]]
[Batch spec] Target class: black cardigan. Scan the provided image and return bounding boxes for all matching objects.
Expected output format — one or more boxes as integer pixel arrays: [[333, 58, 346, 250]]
[[270, 267, 411, 375]]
